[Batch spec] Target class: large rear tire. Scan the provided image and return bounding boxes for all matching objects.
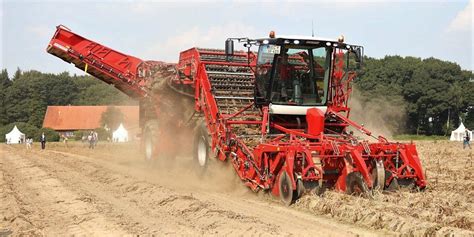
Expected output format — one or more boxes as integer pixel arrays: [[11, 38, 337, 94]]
[[193, 122, 210, 174], [278, 170, 294, 206], [144, 120, 159, 161]]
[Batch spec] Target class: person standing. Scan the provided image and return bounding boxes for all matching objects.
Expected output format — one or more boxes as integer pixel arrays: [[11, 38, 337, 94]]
[[93, 131, 98, 148], [62, 135, 69, 148], [40, 132, 46, 150], [26, 138, 32, 150], [463, 129, 471, 149], [88, 131, 94, 149]]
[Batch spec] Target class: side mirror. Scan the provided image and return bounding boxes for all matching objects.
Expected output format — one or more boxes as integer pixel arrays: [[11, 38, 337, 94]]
[[225, 39, 234, 56], [355, 47, 363, 65]]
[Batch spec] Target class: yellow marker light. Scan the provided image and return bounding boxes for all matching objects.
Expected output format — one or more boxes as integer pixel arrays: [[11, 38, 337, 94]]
[[269, 31, 275, 38], [84, 63, 88, 73], [338, 35, 344, 43]]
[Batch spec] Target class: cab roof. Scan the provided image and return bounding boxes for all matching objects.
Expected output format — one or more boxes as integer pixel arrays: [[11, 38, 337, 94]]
[[255, 34, 361, 47]]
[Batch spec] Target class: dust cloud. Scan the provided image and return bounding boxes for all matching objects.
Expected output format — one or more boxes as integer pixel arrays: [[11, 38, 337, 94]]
[[127, 67, 252, 197], [347, 87, 406, 140]]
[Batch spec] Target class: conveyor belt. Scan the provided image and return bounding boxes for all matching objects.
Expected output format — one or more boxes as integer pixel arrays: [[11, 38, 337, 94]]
[[198, 49, 258, 116]]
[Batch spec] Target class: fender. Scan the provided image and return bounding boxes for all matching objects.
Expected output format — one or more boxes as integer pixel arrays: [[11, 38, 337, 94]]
[[349, 149, 373, 188]]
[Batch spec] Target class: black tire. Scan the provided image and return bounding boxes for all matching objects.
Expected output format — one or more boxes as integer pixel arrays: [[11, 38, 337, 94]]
[[296, 179, 305, 199], [144, 120, 159, 161], [193, 122, 210, 174], [346, 172, 372, 198], [279, 170, 294, 206]]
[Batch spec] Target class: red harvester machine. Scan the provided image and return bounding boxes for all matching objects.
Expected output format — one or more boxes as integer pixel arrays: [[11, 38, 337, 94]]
[[47, 26, 426, 204]]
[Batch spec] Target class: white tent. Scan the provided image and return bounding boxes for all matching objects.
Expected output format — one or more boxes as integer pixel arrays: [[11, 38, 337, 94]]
[[5, 125, 25, 144], [112, 123, 129, 142], [450, 122, 472, 141]]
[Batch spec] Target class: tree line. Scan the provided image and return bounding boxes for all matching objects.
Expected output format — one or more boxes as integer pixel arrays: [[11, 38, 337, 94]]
[[355, 56, 473, 135], [0, 55, 473, 139], [0, 68, 135, 141]]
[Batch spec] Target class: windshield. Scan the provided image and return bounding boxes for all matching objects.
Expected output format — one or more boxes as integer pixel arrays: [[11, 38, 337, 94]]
[[256, 44, 331, 106]]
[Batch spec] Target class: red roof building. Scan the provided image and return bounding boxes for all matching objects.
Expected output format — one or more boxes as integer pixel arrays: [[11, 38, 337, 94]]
[[43, 106, 139, 136]]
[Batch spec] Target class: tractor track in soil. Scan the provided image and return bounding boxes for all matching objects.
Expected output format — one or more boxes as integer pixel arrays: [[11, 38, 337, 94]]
[[0, 144, 390, 236]]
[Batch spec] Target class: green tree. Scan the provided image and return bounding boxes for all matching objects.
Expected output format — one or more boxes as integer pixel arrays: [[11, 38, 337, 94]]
[[36, 127, 60, 142], [73, 76, 133, 105], [356, 55, 472, 136], [12, 67, 21, 81], [95, 127, 110, 141], [101, 106, 125, 131], [0, 69, 11, 126], [465, 107, 474, 130], [1, 69, 136, 136]]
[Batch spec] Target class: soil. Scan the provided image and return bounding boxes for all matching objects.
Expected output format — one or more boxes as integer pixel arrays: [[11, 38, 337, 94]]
[[294, 140, 474, 236], [1, 142, 392, 236], [1, 141, 472, 236]]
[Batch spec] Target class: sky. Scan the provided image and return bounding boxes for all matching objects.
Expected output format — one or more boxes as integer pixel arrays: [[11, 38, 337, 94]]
[[0, 0, 472, 76]]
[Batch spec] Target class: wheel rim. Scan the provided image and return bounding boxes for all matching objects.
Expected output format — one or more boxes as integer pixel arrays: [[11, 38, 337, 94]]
[[279, 171, 293, 204], [145, 132, 153, 160], [197, 137, 207, 167], [371, 160, 385, 191]]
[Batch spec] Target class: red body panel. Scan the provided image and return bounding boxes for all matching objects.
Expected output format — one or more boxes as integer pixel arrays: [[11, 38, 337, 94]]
[[46, 25, 154, 98], [306, 108, 325, 136]]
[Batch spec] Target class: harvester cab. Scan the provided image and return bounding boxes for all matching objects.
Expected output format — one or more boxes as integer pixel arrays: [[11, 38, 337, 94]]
[[226, 32, 364, 136], [252, 35, 362, 108]]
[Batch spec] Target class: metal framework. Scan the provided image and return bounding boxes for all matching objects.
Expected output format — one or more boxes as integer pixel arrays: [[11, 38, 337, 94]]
[[47, 26, 427, 205]]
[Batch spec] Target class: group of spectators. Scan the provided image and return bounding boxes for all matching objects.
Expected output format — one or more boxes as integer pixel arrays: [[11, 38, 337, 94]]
[[10, 132, 47, 150], [5, 131, 102, 150], [26, 133, 47, 150], [84, 131, 99, 149]]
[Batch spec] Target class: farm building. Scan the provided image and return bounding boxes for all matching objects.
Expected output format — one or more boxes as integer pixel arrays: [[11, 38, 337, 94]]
[[42, 106, 139, 139]]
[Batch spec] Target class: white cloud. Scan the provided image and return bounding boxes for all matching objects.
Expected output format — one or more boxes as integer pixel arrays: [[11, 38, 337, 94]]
[[0, 6, 4, 70], [144, 22, 258, 62], [130, 2, 151, 14], [447, 0, 472, 32], [27, 25, 51, 38], [129, 1, 212, 14]]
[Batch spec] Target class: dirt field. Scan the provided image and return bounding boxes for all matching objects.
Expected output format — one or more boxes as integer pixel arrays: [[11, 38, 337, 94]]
[[0, 140, 473, 236]]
